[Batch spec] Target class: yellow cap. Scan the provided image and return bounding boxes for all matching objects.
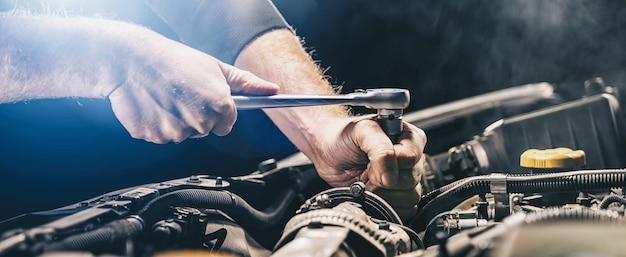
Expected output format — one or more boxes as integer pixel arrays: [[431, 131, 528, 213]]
[[520, 147, 586, 169]]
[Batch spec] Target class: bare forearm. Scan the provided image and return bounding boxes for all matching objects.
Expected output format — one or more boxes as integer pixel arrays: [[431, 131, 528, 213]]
[[0, 14, 152, 103], [234, 29, 349, 156]]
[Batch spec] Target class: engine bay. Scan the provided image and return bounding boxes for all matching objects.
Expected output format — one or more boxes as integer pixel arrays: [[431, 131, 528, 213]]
[[1, 78, 625, 257]]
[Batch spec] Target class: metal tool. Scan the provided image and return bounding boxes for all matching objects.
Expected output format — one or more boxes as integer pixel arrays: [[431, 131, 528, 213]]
[[232, 88, 410, 142]]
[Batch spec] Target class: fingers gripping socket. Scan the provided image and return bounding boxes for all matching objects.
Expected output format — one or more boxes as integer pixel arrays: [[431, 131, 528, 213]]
[[375, 109, 403, 143]]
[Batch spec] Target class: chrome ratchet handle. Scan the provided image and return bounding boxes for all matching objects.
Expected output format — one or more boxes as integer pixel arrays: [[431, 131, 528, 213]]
[[232, 88, 410, 142], [232, 94, 354, 110]]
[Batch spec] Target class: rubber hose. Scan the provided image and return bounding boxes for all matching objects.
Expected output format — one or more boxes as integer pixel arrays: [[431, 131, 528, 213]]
[[599, 194, 626, 209], [413, 176, 491, 229], [138, 188, 296, 229], [506, 171, 626, 192], [44, 216, 143, 252], [412, 169, 626, 230], [43, 188, 296, 252], [417, 176, 491, 210]]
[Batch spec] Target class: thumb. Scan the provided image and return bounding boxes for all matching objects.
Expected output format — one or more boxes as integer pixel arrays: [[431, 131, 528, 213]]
[[220, 63, 280, 95]]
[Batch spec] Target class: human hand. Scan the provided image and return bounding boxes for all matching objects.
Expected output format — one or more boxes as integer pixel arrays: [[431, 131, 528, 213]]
[[309, 116, 426, 221], [107, 38, 279, 144]]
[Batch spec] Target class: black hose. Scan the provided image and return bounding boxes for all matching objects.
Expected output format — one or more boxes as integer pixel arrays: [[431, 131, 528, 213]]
[[506, 171, 626, 192], [599, 194, 626, 209], [44, 216, 143, 252], [42, 188, 297, 252], [138, 188, 296, 229], [417, 176, 490, 212], [412, 177, 491, 230], [412, 169, 626, 231], [395, 223, 424, 250]]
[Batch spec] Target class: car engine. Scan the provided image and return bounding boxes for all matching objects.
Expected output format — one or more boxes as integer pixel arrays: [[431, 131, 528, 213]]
[[1, 78, 625, 257]]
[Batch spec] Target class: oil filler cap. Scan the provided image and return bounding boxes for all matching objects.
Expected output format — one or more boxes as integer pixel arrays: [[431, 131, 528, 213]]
[[520, 147, 586, 169]]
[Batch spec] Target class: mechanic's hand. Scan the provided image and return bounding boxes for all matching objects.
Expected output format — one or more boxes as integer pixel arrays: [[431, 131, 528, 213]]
[[310, 116, 426, 221], [108, 39, 279, 144]]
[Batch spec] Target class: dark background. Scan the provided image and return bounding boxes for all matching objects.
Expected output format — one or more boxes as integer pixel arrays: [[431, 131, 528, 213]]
[[278, 0, 626, 110], [1, 0, 626, 220]]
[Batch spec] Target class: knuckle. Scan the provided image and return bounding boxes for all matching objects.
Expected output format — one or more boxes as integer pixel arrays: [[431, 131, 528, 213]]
[[213, 98, 236, 116], [192, 116, 213, 135], [195, 126, 211, 136], [145, 135, 167, 144], [172, 130, 190, 143], [212, 124, 233, 136], [146, 133, 167, 144]]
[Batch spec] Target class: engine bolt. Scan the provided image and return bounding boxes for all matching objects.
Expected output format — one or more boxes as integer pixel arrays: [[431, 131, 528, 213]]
[[350, 182, 366, 197]]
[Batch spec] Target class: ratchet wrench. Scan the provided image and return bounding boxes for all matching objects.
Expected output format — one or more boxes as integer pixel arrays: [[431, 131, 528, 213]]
[[232, 88, 410, 142]]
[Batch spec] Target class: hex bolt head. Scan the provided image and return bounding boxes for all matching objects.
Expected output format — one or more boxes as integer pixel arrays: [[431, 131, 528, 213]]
[[350, 182, 366, 197]]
